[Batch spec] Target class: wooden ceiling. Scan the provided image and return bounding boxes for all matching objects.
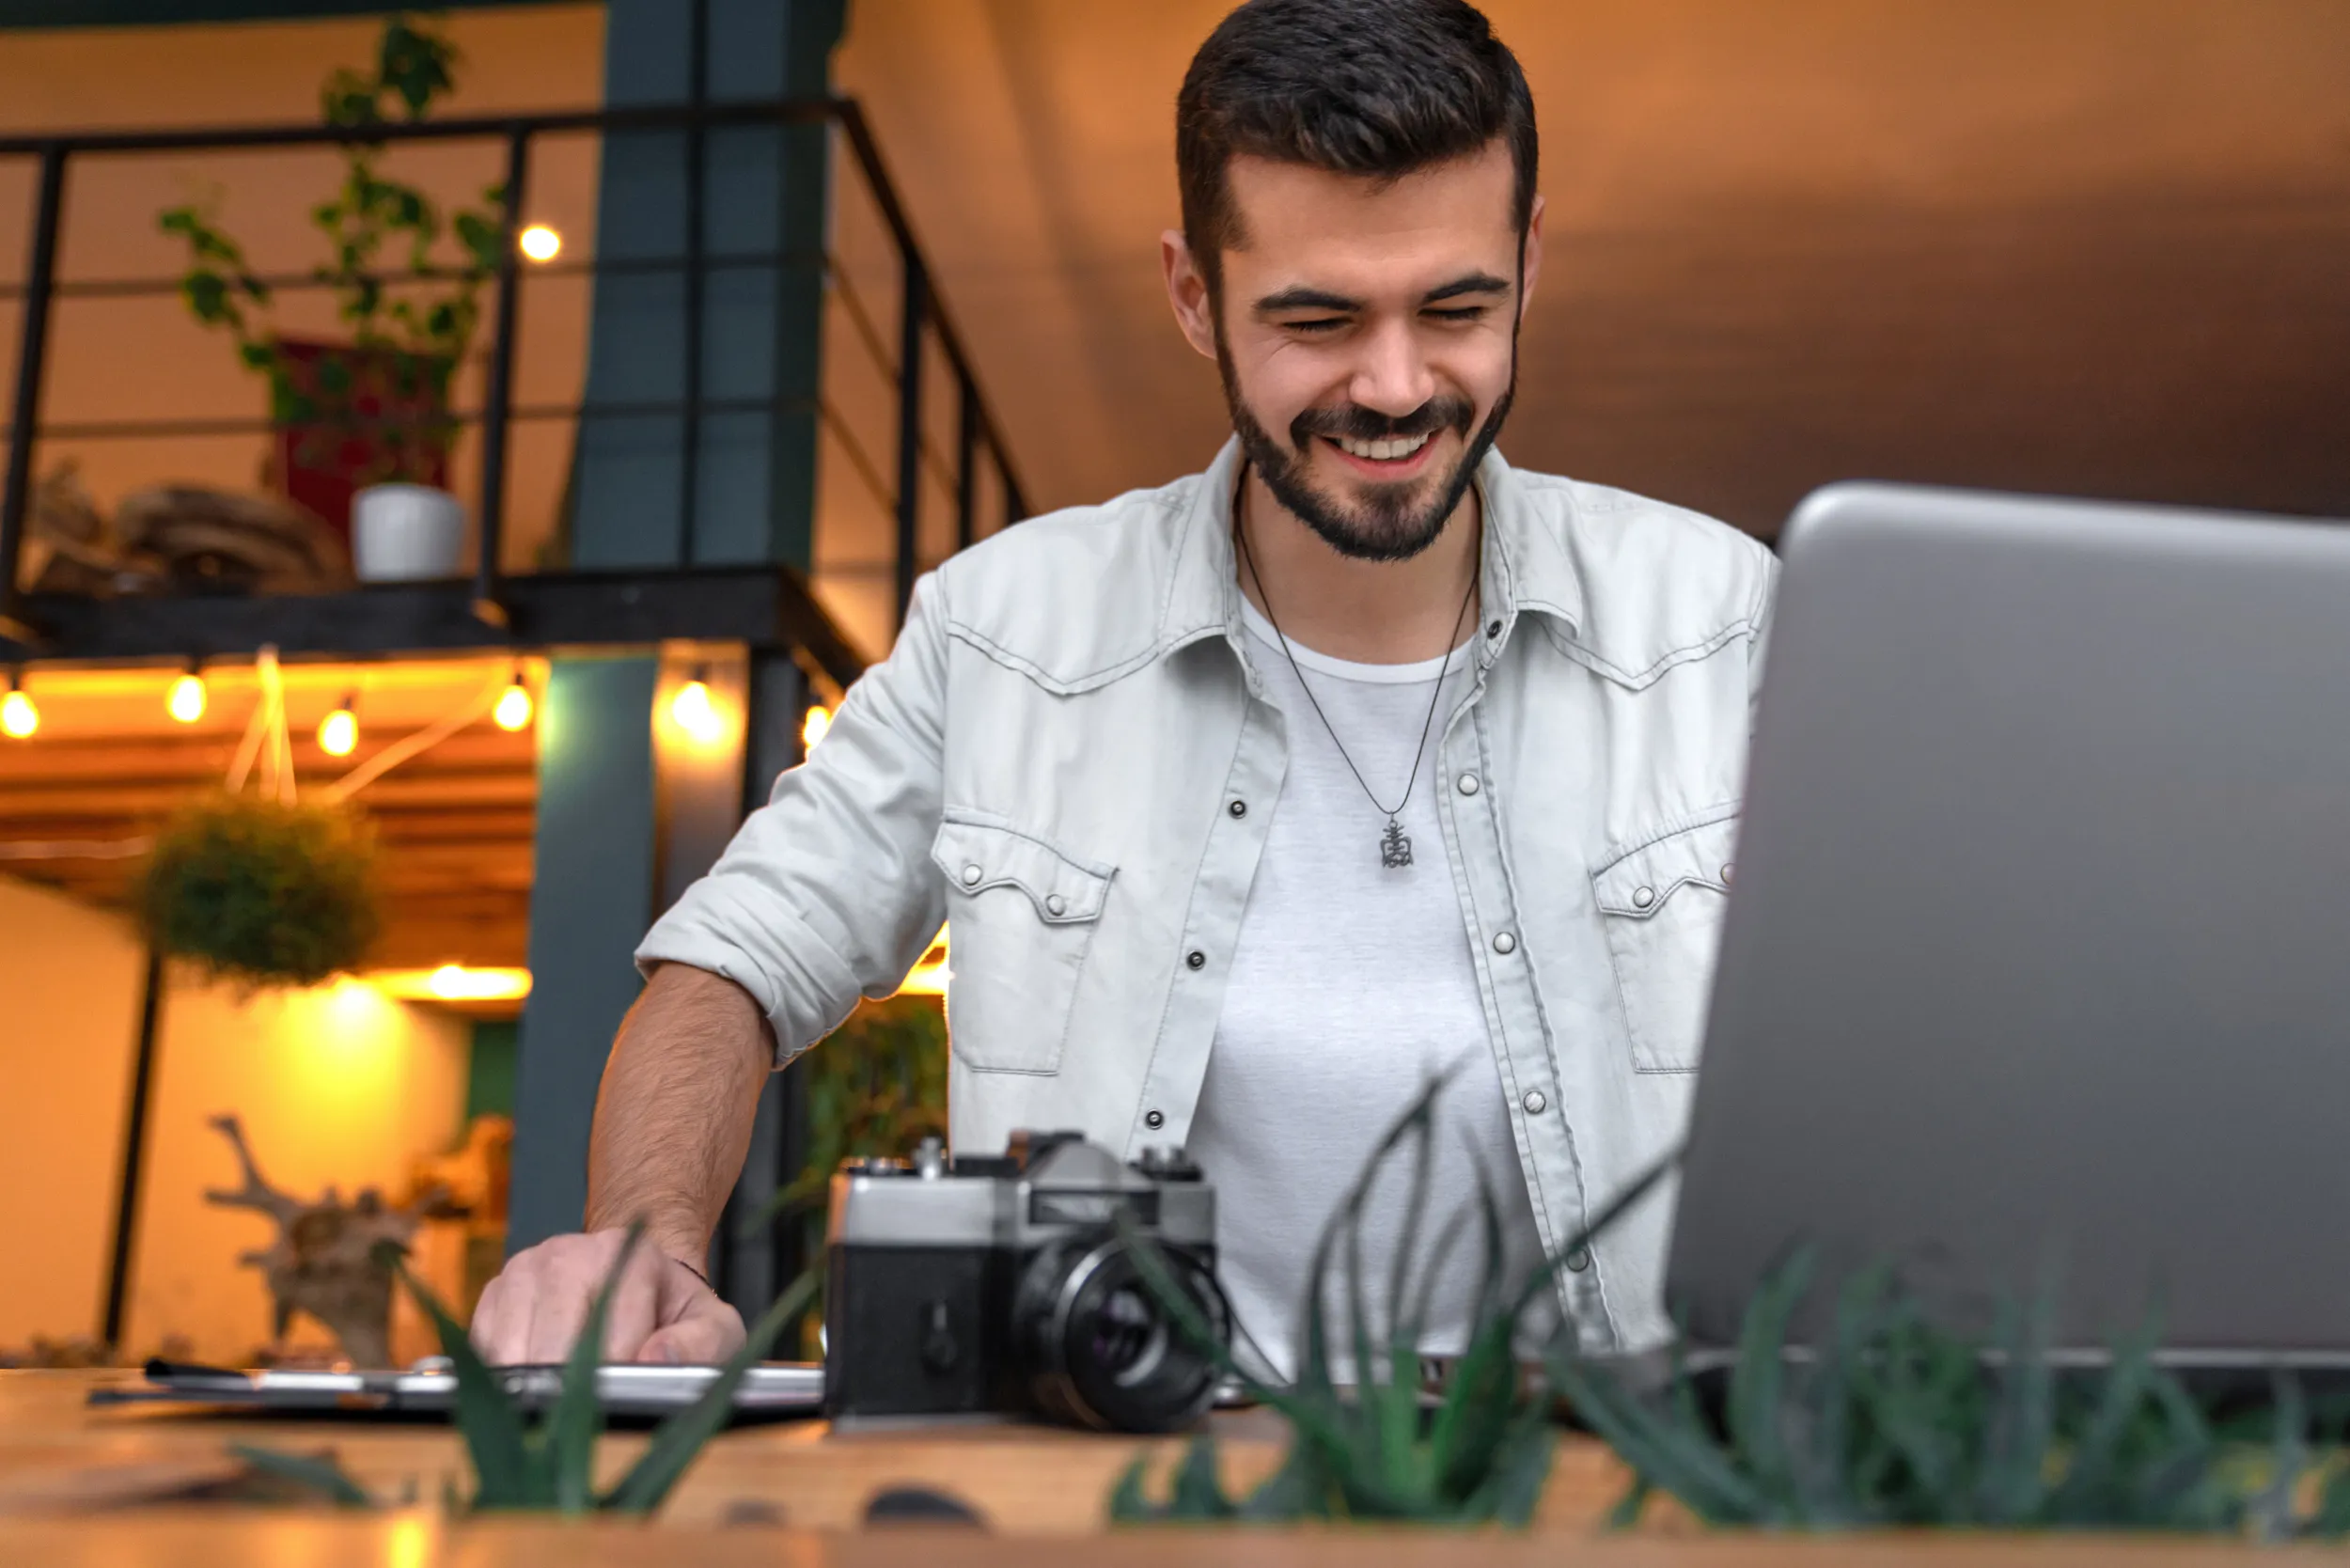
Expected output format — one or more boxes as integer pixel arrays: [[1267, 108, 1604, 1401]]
[[0, 656, 536, 971]]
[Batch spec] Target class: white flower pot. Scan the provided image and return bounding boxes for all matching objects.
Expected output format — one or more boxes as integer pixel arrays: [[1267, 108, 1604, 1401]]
[[352, 483, 467, 583]]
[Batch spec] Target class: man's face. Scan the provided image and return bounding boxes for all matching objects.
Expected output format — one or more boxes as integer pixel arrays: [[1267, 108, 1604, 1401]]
[[1164, 137, 1542, 561]]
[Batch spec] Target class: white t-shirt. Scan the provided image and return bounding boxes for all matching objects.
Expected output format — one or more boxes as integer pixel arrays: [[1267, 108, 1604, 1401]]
[[1186, 598, 1550, 1384]]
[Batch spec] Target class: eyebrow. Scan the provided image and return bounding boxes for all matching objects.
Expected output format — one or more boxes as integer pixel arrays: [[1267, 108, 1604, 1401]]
[[1422, 272, 1512, 304], [1252, 272, 1513, 315]]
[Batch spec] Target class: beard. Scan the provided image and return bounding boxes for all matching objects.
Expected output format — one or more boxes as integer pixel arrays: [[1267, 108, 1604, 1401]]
[[1216, 322, 1517, 564]]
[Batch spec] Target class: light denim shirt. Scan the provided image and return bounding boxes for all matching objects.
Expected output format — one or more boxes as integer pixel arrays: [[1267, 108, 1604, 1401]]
[[639, 438, 1777, 1351]]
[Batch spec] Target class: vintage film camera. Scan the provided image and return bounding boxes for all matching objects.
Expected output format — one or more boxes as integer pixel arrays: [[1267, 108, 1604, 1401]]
[[822, 1131, 1230, 1431]]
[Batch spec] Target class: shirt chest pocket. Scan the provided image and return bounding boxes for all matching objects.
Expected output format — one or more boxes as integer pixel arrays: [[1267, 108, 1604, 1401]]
[[930, 816, 1115, 1074], [1590, 808, 1740, 1074]]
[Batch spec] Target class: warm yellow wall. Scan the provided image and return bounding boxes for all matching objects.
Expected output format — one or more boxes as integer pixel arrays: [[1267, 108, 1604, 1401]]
[[0, 874, 144, 1349], [124, 970, 469, 1365], [0, 871, 472, 1361]]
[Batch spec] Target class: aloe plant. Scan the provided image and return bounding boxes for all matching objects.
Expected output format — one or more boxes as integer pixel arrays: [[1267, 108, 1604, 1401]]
[[1550, 1255, 2350, 1539], [239, 1228, 810, 1514], [1111, 1082, 1675, 1524], [1107, 1075, 2350, 1539]]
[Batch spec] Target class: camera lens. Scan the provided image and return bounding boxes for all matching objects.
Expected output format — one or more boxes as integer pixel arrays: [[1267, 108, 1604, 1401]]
[[1089, 1283, 1168, 1383], [1015, 1236, 1229, 1433]]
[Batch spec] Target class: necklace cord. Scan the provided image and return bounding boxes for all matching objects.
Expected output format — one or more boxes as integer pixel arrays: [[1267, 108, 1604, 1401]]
[[1233, 475, 1480, 823]]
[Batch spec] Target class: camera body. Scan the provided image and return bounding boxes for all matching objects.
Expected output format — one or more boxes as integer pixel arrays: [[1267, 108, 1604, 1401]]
[[822, 1130, 1228, 1432]]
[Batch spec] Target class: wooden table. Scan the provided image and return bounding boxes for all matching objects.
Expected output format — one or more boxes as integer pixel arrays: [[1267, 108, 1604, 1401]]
[[0, 1371, 2311, 1563]]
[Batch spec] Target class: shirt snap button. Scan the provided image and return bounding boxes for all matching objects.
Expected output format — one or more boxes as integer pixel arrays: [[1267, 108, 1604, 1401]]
[[1565, 1247, 1591, 1274], [1721, 863, 1734, 885], [1185, 950, 1206, 970], [961, 864, 982, 886], [1632, 886, 1655, 909], [1485, 619, 1502, 639], [1144, 1109, 1165, 1130], [1045, 894, 1067, 917], [1521, 1089, 1546, 1115], [1456, 773, 1480, 796], [1492, 931, 1517, 955], [1229, 799, 1247, 818]]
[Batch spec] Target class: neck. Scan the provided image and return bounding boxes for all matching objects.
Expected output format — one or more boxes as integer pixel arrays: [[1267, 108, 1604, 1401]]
[[1234, 465, 1482, 665]]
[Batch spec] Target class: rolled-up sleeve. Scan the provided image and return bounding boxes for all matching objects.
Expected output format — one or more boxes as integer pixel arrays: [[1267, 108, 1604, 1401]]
[[636, 572, 953, 1064]]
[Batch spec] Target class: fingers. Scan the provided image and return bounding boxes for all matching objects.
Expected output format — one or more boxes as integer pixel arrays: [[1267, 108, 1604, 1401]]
[[469, 1230, 661, 1364], [595, 1244, 675, 1362], [636, 1284, 748, 1367], [627, 1255, 742, 1364], [469, 1269, 523, 1362], [466, 1232, 752, 1366]]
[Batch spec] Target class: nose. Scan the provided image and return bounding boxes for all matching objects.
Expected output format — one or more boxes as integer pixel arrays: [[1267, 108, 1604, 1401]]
[[1346, 315, 1436, 419]]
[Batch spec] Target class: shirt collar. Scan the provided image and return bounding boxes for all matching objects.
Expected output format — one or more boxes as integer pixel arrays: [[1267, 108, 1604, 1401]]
[[1161, 437, 1588, 667]]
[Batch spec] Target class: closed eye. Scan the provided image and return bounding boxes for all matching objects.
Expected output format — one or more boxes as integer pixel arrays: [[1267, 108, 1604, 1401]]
[[1280, 316, 1349, 335], [1424, 306, 1488, 323]]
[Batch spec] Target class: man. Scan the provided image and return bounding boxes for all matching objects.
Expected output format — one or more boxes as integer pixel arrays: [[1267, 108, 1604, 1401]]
[[475, 0, 1773, 1374]]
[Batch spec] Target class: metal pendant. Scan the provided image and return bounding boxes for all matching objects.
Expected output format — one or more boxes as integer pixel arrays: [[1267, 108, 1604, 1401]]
[[1380, 817, 1414, 870]]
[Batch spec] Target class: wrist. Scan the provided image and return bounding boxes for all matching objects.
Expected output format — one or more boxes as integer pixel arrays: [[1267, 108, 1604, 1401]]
[[584, 1210, 710, 1276]]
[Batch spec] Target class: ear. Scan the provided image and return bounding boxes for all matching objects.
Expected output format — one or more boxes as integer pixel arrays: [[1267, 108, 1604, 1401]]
[[1161, 229, 1220, 361], [1517, 194, 1545, 321]]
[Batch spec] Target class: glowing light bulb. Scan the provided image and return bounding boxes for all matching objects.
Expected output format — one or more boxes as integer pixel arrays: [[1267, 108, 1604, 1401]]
[[0, 688, 36, 739], [318, 699, 358, 757], [494, 677, 534, 732], [670, 676, 721, 742], [167, 671, 207, 724], [801, 704, 832, 751], [518, 223, 561, 262]]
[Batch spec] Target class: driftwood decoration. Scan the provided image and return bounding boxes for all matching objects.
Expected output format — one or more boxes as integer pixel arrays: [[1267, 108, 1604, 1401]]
[[202, 1113, 446, 1369]]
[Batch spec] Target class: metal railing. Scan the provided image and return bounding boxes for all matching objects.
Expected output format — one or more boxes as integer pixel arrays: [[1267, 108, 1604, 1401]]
[[0, 95, 1030, 653]]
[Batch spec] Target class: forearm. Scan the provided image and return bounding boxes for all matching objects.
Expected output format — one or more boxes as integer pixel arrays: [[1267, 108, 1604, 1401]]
[[584, 962, 775, 1264]]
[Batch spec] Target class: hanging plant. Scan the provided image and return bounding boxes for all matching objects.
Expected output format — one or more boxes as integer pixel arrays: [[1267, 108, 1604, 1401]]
[[133, 645, 384, 989], [136, 792, 382, 989]]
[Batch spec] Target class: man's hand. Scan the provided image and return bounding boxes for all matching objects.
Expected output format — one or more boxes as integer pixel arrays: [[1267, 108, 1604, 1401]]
[[470, 1228, 747, 1365]]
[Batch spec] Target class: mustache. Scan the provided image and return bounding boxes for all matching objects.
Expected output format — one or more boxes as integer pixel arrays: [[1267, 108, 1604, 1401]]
[[1291, 395, 1476, 449]]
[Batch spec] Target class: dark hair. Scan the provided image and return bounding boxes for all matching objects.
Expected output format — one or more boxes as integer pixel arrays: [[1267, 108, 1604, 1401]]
[[1177, 0, 1538, 290]]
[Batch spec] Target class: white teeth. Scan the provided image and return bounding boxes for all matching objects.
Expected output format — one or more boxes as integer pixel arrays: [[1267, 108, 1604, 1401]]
[[1335, 431, 1431, 462]]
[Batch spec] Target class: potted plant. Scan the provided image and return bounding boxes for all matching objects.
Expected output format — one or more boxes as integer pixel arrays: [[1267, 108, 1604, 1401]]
[[160, 14, 505, 576], [135, 790, 383, 989]]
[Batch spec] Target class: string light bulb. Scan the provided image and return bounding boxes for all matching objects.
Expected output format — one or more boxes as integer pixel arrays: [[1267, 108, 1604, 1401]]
[[318, 694, 359, 757], [670, 666, 723, 743], [518, 223, 561, 262], [167, 665, 207, 724], [801, 704, 832, 751], [1, 671, 35, 740], [494, 672, 534, 732]]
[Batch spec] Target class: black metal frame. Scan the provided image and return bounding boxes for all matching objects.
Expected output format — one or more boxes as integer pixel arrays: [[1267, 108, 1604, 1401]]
[[0, 94, 1032, 660]]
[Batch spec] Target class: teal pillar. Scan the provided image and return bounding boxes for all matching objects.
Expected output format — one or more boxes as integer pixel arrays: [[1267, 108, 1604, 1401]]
[[570, 0, 848, 570], [507, 655, 660, 1253], [507, 0, 847, 1260]]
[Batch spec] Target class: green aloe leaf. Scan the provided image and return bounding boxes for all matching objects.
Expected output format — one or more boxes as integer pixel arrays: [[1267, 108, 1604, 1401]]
[[1474, 1418, 1556, 1526], [1168, 1432, 1237, 1517], [388, 1245, 529, 1508], [1549, 1351, 1766, 1524], [2250, 1371, 2309, 1542], [1725, 1249, 1812, 1515], [1107, 1454, 1153, 1521], [228, 1442, 375, 1508], [545, 1224, 645, 1513], [600, 1265, 815, 1515]]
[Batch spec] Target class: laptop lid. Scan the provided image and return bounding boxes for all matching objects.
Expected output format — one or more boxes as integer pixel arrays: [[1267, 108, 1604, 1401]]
[[1668, 482, 2350, 1354]]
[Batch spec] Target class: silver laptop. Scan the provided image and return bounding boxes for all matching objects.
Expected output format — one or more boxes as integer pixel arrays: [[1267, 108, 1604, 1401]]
[[1668, 481, 2350, 1368], [101, 1358, 826, 1419]]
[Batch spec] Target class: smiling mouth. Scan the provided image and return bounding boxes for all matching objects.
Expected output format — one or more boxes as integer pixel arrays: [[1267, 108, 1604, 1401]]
[[1321, 430, 1439, 478]]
